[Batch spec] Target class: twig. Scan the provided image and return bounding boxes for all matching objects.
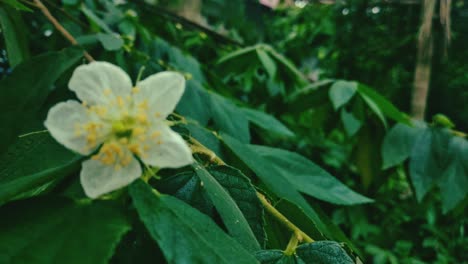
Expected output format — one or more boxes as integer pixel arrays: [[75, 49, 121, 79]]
[[257, 193, 314, 244], [32, 0, 94, 62]]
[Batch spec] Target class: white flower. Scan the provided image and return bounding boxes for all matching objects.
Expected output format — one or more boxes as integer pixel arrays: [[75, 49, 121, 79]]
[[45, 61, 193, 198]]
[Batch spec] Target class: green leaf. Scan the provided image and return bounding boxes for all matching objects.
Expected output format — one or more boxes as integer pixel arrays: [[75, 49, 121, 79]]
[[217, 45, 258, 65], [438, 137, 468, 213], [221, 133, 328, 239], [210, 93, 250, 143], [0, 47, 83, 153], [328, 81, 357, 110], [243, 108, 294, 137], [255, 241, 354, 264], [194, 163, 260, 252], [176, 80, 211, 125], [257, 48, 277, 78], [0, 197, 130, 264], [97, 33, 124, 51], [158, 165, 266, 247], [409, 127, 451, 201], [296, 241, 354, 264], [255, 250, 285, 264], [0, 6, 30, 66], [252, 145, 373, 205], [0, 133, 81, 205], [357, 84, 411, 125], [255, 250, 297, 264], [129, 181, 258, 264], [0, 0, 32, 11], [80, 4, 113, 34], [340, 109, 362, 137], [381, 123, 426, 169]]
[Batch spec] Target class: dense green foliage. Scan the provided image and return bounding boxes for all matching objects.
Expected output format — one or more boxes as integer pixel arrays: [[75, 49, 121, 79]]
[[0, 0, 467, 263]]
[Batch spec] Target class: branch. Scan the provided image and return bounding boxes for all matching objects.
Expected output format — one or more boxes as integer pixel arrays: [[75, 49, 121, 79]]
[[32, 0, 94, 62], [257, 193, 314, 243]]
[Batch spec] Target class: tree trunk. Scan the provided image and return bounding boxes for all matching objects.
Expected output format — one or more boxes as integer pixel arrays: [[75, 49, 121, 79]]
[[411, 0, 436, 120]]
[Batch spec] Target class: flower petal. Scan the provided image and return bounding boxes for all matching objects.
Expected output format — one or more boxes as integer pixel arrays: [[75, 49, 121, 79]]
[[69, 61, 133, 105], [80, 151, 142, 198], [139, 124, 193, 168], [44, 100, 110, 155], [134, 71, 185, 119]]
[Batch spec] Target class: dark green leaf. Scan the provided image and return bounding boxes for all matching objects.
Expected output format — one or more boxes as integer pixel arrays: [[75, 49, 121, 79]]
[[210, 93, 250, 143], [252, 145, 373, 205], [438, 137, 468, 213], [329, 81, 357, 110], [340, 109, 362, 137], [129, 181, 258, 264], [296, 241, 354, 264], [0, 197, 130, 264], [255, 250, 299, 264], [0, 47, 83, 153], [409, 128, 451, 201], [0, 6, 30, 66], [194, 163, 260, 252], [381, 122, 426, 169], [0, 133, 81, 205], [176, 80, 211, 125], [243, 108, 294, 137], [0, 0, 32, 11]]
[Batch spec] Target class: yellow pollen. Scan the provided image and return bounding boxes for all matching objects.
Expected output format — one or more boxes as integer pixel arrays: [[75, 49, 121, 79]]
[[132, 87, 140, 94], [138, 101, 149, 110], [151, 131, 161, 139], [157, 140, 162, 145], [143, 145, 150, 151], [114, 164, 122, 171], [128, 143, 140, 155], [120, 154, 132, 166], [117, 96, 125, 107], [82, 101, 88, 107], [103, 89, 112, 96], [154, 112, 162, 118], [133, 127, 145, 136], [136, 113, 148, 124]]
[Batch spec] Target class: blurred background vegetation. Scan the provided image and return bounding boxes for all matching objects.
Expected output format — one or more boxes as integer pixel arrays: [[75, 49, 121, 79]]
[[1, 0, 467, 263]]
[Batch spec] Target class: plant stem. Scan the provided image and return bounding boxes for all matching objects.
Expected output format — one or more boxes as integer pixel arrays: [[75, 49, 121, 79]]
[[32, 0, 94, 62], [257, 193, 314, 243], [284, 233, 300, 256]]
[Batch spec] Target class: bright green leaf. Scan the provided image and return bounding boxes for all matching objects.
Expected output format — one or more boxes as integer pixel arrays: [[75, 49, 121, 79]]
[[357, 84, 411, 125], [340, 109, 362, 137], [0, 0, 32, 11], [252, 145, 373, 205], [129, 181, 258, 264], [329, 80, 357, 110], [257, 48, 277, 78], [243, 108, 294, 137], [97, 33, 124, 51], [381, 122, 426, 169], [0, 197, 130, 264]]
